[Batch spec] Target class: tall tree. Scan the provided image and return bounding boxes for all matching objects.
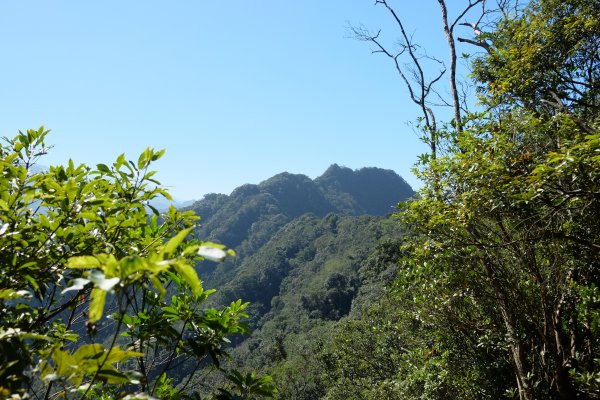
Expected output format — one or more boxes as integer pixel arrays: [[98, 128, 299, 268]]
[[326, 0, 599, 399], [399, 0, 599, 398]]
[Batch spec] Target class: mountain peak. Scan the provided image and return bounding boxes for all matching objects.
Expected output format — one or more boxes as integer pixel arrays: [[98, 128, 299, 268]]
[[187, 165, 413, 248], [316, 164, 414, 215]]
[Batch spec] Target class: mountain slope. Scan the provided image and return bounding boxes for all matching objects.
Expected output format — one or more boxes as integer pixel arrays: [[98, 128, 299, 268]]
[[316, 164, 413, 215], [185, 213, 405, 397], [186, 165, 412, 287], [180, 165, 412, 397]]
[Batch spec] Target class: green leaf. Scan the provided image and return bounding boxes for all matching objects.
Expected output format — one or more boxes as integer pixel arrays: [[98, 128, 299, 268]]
[[103, 346, 143, 364], [89, 288, 107, 323], [147, 203, 160, 216], [119, 255, 145, 281], [51, 348, 76, 377], [96, 163, 111, 173], [0, 289, 31, 300], [150, 275, 166, 299], [97, 368, 131, 384], [163, 227, 192, 255], [73, 343, 104, 362], [172, 261, 202, 296], [137, 147, 152, 170], [67, 256, 100, 269]]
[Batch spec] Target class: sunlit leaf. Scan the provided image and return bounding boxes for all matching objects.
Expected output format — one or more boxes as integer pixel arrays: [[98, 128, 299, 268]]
[[163, 227, 192, 255], [172, 261, 202, 295], [89, 288, 107, 323], [67, 256, 100, 269]]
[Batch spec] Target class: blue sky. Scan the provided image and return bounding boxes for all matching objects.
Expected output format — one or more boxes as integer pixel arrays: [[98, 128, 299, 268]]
[[0, 1, 478, 200]]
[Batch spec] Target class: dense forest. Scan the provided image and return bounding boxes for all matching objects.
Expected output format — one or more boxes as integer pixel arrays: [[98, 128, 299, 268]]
[[1, 0, 599, 399], [179, 168, 411, 397]]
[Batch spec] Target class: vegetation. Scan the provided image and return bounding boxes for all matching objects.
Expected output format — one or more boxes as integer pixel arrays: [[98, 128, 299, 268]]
[[321, 0, 600, 399], [0, 129, 275, 399], [185, 164, 412, 302], [1, 0, 598, 399], [181, 177, 409, 397], [0, 131, 410, 399]]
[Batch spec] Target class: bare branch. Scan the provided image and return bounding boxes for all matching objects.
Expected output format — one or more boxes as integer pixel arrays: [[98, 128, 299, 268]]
[[459, 21, 482, 36], [375, 0, 433, 132], [457, 36, 492, 52], [354, 0, 501, 157], [425, 66, 447, 99], [451, 0, 485, 31]]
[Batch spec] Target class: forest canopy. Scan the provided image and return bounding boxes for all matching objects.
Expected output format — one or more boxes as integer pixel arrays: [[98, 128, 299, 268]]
[[321, 0, 599, 398]]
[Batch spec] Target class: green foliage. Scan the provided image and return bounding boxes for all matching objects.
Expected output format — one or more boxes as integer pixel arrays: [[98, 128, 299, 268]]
[[189, 165, 412, 258], [319, 1, 599, 399], [183, 211, 404, 399], [474, 0, 599, 114], [317, 245, 512, 400], [390, 0, 600, 398], [0, 129, 265, 399], [184, 166, 413, 319], [216, 371, 278, 400], [300, 273, 358, 320], [315, 164, 414, 216]]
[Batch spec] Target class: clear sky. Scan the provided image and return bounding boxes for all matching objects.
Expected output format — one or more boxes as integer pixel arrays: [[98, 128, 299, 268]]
[[0, 1, 477, 200]]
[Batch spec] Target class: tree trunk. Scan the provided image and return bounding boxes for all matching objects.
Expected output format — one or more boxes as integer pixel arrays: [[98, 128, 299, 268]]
[[437, 0, 462, 132], [482, 254, 534, 400], [500, 305, 535, 400]]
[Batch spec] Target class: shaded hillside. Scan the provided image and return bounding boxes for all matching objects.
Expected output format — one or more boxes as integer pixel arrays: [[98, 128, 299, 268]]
[[185, 165, 413, 288], [180, 166, 412, 397], [188, 165, 412, 247], [210, 213, 402, 320], [316, 164, 413, 215], [186, 214, 405, 397]]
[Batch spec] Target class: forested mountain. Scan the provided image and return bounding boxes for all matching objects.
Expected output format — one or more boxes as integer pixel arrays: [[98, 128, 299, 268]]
[[180, 167, 411, 397], [189, 164, 412, 245], [185, 165, 412, 291], [186, 214, 406, 398]]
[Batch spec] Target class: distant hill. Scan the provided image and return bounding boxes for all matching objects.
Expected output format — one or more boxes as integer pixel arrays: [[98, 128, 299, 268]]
[[315, 164, 412, 215], [180, 165, 413, 396], [148, 196, 196, 211], [187, 164, 413, 250], [183, 165, 412, 289]]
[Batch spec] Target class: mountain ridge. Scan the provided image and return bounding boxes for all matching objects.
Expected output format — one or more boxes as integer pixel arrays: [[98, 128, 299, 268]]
[[182, 165, 412, 396], [184, 165, 413, 288], [187, 164, 412, 247]]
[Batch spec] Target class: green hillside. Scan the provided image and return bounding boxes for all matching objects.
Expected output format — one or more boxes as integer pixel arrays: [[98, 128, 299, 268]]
[[211, 216, 406, 399], [185, 165, 412, 291], [179, 167, 412, 396]]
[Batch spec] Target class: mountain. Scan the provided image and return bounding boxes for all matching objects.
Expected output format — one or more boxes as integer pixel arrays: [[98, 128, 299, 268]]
[[315, 164, 412, 215], [191, 165, 412, 220], [180, 165, 413, 396], [148, 196, 196, 211], [187, 164, 412, 252], [183, 165, 412, 291], [184, 164, 413, 321], [185, 213, 405, 397]]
